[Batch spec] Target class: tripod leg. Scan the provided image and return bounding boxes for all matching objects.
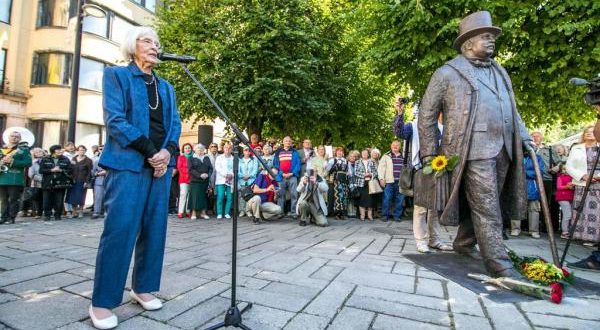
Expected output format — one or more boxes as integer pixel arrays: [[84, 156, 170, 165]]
[[239, 324, 253, 330], [240, 302, 253, 314]]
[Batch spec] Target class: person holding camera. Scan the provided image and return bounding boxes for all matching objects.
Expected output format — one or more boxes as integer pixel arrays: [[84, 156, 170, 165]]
[[39, 145, 73, 221], [0, 130, 32, 224], [297, 169, 329, 227], [246, 169, 283, 224]]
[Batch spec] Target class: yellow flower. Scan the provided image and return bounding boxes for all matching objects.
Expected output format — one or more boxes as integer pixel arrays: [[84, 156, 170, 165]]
[[431, 155, 448, 171]]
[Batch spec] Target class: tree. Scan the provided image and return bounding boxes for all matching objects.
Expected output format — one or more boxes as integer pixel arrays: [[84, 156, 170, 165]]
[[358, 0, 600, 127], [156, 0, 398, 149]]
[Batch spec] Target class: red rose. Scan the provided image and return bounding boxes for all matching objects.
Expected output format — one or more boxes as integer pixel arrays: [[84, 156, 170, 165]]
[[549, 282, 563, 304], [561, 268, 570, 278]]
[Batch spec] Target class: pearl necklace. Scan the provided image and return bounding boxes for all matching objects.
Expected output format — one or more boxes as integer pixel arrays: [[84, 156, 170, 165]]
[[145, 74, 159, 110]]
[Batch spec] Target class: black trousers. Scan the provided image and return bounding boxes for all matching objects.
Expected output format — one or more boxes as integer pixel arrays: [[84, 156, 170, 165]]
[[43, 189, 66, 219], [0, 185, 23, 220]]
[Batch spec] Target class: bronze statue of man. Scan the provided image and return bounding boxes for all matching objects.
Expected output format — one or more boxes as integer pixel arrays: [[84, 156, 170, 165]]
[[418, 11, 534, 277]]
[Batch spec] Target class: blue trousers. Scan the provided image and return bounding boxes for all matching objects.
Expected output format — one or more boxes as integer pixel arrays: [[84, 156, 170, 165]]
[[92, 167, 172, 308], [382, 181, 405, 220]]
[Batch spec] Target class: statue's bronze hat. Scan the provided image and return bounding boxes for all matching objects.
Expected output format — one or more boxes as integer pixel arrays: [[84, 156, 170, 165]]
[[453, 11, 502, 51]]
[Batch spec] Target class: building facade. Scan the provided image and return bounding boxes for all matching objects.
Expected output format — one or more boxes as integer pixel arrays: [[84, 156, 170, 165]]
[[0, 0, 215, 151]]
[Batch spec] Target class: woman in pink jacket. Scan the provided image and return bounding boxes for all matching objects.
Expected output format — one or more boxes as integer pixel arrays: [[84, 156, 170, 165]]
[[556, 163, 575, 239], [176, 143, 193, 218]]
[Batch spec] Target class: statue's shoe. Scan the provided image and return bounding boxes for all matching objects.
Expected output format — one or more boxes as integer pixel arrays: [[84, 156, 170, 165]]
[[453, 246, 483, 260]]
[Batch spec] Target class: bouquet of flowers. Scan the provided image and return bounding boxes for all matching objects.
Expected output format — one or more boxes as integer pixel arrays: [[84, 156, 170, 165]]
[[468, 273, 565, 304], [508, 250, 575, 304], [423, 155, 459, 178]]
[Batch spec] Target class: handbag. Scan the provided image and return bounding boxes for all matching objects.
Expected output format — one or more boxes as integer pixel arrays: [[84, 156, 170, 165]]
[[398, 139, 414, 197], [368, 179, 383, 194]]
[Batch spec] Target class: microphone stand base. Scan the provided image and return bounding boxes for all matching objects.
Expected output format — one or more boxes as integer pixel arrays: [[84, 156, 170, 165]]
[[204, 303, 253, 330]]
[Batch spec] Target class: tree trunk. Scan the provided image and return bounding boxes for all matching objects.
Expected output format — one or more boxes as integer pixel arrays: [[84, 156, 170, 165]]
[[247, 117, 264, 141]]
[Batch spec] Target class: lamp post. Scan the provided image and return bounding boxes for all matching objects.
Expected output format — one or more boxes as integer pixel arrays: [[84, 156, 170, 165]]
[[67, 0, 106, 143]]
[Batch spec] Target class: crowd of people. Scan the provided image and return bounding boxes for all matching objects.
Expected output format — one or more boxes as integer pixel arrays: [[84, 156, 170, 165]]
[[169, 133, 414, 228], [0, 138, 107, 224]]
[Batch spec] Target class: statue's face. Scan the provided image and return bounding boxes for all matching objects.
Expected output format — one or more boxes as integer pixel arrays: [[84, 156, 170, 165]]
[[465, 32, 496, 59]]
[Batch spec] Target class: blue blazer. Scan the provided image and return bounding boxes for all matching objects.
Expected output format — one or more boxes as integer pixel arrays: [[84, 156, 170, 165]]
[[99, 63, 182, 172], [272, 148, 301, 181]]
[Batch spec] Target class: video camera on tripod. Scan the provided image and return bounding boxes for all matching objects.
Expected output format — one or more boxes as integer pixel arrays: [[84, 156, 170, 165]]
[[570, 73, 600, 105]]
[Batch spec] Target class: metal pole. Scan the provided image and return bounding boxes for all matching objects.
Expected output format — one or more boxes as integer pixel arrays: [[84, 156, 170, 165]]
[[67, 0, 85, 143], [528, 148, 560, 266]]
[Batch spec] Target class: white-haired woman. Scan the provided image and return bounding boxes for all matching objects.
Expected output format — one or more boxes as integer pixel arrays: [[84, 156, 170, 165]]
[[90, 26, 182, 329], [188, 143, 213, 219]]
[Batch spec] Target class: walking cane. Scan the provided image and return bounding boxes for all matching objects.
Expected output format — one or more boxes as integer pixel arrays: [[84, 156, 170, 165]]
[[527, 148, 561, 267]]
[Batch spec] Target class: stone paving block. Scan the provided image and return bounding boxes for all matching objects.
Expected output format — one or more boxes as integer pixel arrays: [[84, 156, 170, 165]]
[[289, 257, 329, 277], [168, 296, 230, 329], [481, 298, 530, 330], [255, 270, 329, 289], [371, 313, 449, 330], [417, 268, 448, 280], [519, 297, 600, 321], [118, 315, 181, 330], [346, 294, 451, 326], [231, 304, 295, 330], [220, 286, 312, 312], [3, 273, 88, 297], [283, 313, 329, 330], [0, 292, 19, 304], [446, 281, 486, 317], [251, 252, 310, 273], [180, 266, 228, 281], [392, 261, 416, 276], [453, 313, 492, 330], [335, 268, 414, 293], [162, 250, 202, 266], [328, 259, 394, 274], [353, 286, 448, 311], [156, 271, 211, 300], [526, 313, 599, 330], [56, 322, 96, 330], [145, 281, 230, 322], [0, 290, 89, 330], [310, 265, 343, 281], [65, 266, 96, 279], [198, 261, 231, 272], [0, 259, 84, 287], [62, 280, 127, 303], [113, 302, 145, 321], [415, 277, 445, 298], [262, 282, 321, 300], [0, 253, 59, 271], [303, 281, 354, 318], [328, 307, 374, 330], [216, 274, 270, 290]]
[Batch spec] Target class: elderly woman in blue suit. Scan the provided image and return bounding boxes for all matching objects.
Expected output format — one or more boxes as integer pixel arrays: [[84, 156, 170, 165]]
[[89, 26, 181, 329]]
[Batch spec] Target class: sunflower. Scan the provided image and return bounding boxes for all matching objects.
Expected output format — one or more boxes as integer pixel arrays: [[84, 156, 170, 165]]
[[431, 155, 448, 171]]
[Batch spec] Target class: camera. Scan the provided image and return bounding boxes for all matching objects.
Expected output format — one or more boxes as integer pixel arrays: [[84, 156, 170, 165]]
[[570, 73, 600, 105], [307, 169, 315, 177]]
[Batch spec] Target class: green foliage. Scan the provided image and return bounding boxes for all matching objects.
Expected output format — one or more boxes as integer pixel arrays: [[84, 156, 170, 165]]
[[359, 0, 600, 127], [156, 0, 396, 149]]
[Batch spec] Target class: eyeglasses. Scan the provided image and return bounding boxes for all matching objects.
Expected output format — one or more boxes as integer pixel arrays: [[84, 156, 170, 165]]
[[137, 38, 161, 50]]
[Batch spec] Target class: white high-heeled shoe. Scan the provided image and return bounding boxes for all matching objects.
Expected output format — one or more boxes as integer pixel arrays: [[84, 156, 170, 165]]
[[129, 291, 163, 310], [89, 305, 118, 329]]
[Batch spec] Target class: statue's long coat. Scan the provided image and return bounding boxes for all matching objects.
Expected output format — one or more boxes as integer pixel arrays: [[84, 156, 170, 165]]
[[417, 55, 529, 226]]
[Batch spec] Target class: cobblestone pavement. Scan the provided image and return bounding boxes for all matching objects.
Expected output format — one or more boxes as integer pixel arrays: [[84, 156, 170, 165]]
[[0, 215, 599, 330]]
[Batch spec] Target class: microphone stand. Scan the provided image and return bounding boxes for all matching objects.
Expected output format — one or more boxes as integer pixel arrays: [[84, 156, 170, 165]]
[[178, 63, 276, 330]]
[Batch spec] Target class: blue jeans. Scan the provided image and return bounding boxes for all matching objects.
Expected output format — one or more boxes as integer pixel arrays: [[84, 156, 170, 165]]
[[92, 167, 172, 308], [382, 181, 404, 220]]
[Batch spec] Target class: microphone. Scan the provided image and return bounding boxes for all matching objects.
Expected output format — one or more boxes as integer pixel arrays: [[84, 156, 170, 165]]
[[569, 77, 589, 86], [158, 52, 197, 63]]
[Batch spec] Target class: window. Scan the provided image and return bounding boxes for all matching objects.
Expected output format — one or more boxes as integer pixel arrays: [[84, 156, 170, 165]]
[[0, 0, 11, 24], [0, 49, 6, 92], [31, 52, 72, 86], [37, 0, 71, 28], [111, 15, 135, 45], [79, 57, 105, 91], [131, 0, 156, 13], [83, 13, 108, 38]]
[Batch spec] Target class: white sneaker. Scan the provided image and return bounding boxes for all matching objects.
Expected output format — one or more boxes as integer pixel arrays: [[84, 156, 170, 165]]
[[416, 243, 431, 253], [429, 241, 453, 251], [510, 229, 521, 236], [239, 212, 246, 217], [129, 291, 162, 311], [89, 305, 117, 329], [531, 232, 541, 239], [217, 215, 223, 219], [225, 214, 231, 219], [191, 215, 197, 220], [201, 214, 209, 220]]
